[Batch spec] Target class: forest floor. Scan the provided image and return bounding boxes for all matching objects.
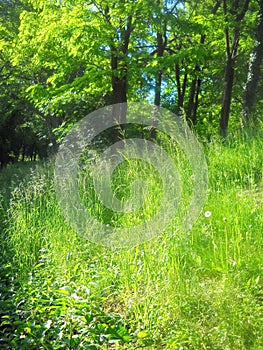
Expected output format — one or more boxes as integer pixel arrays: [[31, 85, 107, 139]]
[[0, 132, 263, 349]]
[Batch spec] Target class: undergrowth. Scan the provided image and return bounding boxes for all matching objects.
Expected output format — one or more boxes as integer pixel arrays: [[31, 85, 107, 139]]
[[0, 132, 263, 349]]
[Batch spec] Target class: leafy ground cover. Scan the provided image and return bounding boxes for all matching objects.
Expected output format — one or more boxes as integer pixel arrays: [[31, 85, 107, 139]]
[[0, 132, 263, 349]]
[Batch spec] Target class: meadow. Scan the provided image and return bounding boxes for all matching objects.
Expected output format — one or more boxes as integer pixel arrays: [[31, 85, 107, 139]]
[[0, 131, 263, 349]]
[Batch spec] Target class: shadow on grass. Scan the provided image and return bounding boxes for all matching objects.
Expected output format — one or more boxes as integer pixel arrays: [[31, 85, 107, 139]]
[[0, 162, 39, 349]]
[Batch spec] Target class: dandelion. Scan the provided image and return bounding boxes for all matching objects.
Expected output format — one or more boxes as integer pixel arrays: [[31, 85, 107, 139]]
[[204, 211, 212, 218]]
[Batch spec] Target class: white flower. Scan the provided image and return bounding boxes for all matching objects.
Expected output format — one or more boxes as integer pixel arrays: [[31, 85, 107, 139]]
[[204, 211, 212, 218]]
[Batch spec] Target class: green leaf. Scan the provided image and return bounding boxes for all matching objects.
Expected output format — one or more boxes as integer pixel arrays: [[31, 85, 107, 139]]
[[137, 330, 148, 339]]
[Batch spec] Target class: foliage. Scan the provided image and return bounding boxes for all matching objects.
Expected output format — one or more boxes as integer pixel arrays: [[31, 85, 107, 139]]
[[0, 0, 262, 166], [1, 1, 263, 348], [0, 133, 263, 348]]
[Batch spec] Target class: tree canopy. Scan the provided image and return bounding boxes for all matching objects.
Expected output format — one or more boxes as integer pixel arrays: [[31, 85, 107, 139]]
[[0, 0, 263, 165]]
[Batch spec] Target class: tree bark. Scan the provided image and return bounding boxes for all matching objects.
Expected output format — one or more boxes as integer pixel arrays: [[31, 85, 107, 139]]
[[111, 51, 128, 125], [154, 32, 166, 107], [152, 31, 166, 140], [175, 63, 187, 114], [192, 75, 202, 125], [219, 0, 250, 137], [186, 34, 205, 125], [242, 0, 263, 127], [109, 14, 133, 142], [185, 3, 220, 126], [219, 56, 235, 136]]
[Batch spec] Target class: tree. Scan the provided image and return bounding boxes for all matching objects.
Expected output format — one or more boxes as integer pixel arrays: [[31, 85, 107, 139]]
[[1, 0, 262, 162], [242, 0, 263, 126], [219, 0, 250, 137]]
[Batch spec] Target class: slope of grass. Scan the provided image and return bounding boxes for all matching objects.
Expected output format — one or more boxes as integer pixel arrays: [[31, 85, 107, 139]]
[[0, 133, 263, 349]]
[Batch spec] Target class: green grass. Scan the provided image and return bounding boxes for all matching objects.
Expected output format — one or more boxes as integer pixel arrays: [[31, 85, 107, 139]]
[[0, 132, 263, 349]]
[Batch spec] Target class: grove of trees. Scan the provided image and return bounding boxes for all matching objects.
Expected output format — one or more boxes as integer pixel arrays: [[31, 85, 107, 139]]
[[1, 0, 263, 166]]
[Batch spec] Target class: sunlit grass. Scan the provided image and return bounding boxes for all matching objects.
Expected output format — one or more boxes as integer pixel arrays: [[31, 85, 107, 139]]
[[1, 132, 263, 349]]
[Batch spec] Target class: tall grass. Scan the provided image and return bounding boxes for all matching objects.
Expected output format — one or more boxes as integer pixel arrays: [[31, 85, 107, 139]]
[[1, 132, 263, 349]]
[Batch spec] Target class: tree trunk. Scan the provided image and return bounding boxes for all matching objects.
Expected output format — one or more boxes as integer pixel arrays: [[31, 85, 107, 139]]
[[219, 0, 250, 137], [186, 76, 196, 124], [186, 73, 202, 126], [187, 75, 202, 126], [186, 34, 205, 125], [110, 52, 128, 143], [154, 32, 166, 106], [109, 15, 133, 142], [46, 114, 60, 154], [175, 63, 187, 114], [154, 71, 162, 107], [111, 52, 128, 124], [242, 0, 263, 127], [193, 75, 202, 125], [152, 30, 166, 140], [219, 57, 235, 137]]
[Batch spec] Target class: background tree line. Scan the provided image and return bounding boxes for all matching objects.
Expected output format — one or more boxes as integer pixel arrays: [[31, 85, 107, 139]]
[[0, 0, 263, 166]]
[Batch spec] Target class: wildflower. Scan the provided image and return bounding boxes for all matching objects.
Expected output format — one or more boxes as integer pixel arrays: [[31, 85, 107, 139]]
[[204, 211, 212, 218]]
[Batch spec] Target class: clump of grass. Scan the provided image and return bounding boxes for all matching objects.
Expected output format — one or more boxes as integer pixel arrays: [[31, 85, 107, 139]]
[[76, 136, 195, 246]]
